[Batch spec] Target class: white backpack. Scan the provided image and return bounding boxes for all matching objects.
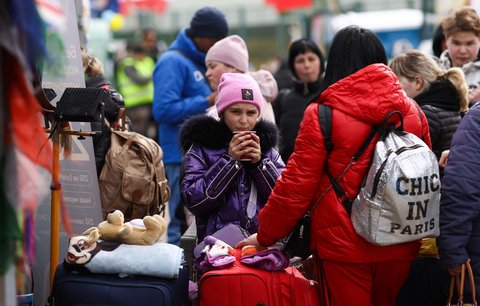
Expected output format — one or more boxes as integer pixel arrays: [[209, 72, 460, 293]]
[[319, 105, 441, 246]]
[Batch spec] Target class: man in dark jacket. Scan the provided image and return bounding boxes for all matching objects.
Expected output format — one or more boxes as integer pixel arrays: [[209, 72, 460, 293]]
[[152, 7, 229, 244], [438, 103, 480, 304]]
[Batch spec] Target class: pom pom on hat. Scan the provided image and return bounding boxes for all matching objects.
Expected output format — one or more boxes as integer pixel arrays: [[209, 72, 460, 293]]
[[248, 70, 278, 103], [187, 7, 229, 39], [206, 35, 249, 73], [216, 73, 263, 115]]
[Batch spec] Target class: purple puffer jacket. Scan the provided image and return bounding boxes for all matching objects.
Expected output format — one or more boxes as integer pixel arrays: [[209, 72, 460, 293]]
[[180, 115, 285, 242]]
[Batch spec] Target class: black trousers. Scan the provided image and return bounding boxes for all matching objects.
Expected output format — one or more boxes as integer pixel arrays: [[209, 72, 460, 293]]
[[396, 257, 449, 306]]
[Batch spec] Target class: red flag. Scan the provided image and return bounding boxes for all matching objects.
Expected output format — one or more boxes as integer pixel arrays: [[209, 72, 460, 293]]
[[266, 0, 312, 12], [119, 0, 168, 15], [6, 53, 52, 173]]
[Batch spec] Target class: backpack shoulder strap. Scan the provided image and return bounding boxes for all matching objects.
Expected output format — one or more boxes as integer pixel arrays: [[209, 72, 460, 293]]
[[318, 103, 333, 153], [317, 103, 377, 214], [317, 103, 377, 163]]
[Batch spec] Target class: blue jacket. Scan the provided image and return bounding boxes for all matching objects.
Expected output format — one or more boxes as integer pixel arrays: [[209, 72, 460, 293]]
[[438, 103, 480, 296], [152, 29, 212, 164], [179, 115, 285, 242]]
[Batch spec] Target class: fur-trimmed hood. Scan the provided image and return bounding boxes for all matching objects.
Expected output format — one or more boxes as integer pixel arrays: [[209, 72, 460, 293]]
[[180, 115, 279, 153]]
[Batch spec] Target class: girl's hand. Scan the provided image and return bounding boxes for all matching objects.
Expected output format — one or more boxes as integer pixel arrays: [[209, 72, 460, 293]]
[[228, 132, 260, 163], [242, 133, 261, 164]]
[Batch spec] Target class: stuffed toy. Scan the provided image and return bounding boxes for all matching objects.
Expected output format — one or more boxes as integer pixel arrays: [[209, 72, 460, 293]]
[[66, 228, 101, 265], [195, 236, 237, 272], [83, 210, 167, 245]]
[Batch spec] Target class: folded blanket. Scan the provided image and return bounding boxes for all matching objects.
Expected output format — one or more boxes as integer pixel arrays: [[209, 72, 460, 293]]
[[65, 234, 184, 279], [87, 242, 183, 278]]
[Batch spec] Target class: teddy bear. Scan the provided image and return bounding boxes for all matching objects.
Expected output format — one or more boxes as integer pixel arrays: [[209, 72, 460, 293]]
[[83, 210, 167, 245]]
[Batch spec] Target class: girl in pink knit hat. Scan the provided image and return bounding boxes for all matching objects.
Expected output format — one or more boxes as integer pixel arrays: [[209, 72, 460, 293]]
[[179, 72, 284, 245], [205, 35, 278, 123]]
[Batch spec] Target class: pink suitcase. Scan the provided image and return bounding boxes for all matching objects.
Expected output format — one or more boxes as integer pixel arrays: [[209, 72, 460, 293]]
[[198, 262, 320, 306]]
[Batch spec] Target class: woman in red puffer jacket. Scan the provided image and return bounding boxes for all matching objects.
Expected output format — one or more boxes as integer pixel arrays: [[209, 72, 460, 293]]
[[237, 25, 432, 306]]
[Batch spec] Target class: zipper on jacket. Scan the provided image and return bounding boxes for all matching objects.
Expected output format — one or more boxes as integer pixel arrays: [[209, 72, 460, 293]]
[[212, 161, 240, 191]]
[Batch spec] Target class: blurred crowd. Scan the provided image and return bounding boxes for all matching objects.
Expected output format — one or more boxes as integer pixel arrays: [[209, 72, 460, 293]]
[[79, 4, 480, 305]]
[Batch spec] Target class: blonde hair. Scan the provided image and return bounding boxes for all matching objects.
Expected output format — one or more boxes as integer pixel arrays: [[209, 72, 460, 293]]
[[390, 50, 469, 113], [442, 6, 480, 38], [81, 48, 104, 77]]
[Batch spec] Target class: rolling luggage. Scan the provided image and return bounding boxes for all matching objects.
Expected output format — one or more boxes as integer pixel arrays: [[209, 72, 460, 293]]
[[49, 263, 189, 306], [198, 263, 320, 306]]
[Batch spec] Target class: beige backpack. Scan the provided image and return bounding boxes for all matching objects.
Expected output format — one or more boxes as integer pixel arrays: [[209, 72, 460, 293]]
[[98, 109, 170, 221]]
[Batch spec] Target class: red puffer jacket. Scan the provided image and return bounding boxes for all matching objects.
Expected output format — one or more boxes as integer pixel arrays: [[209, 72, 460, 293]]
[[257, 64, 431, 263]]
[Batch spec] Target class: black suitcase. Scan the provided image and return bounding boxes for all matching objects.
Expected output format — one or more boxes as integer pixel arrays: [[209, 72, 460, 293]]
[[49, 263, 189, 306]]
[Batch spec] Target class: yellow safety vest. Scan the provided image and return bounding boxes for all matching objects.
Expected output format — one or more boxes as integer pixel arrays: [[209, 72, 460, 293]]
[[117, 56, 155, 108]]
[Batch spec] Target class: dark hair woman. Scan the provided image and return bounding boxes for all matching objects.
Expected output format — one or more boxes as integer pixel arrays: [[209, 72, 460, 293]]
[[238, 25, 432, 306], [273, 38, 325, 163]]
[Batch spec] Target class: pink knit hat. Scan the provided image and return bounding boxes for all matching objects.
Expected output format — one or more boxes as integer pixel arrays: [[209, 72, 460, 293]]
[[216, 73, 263, 115], [205, 35, 249, 73]]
